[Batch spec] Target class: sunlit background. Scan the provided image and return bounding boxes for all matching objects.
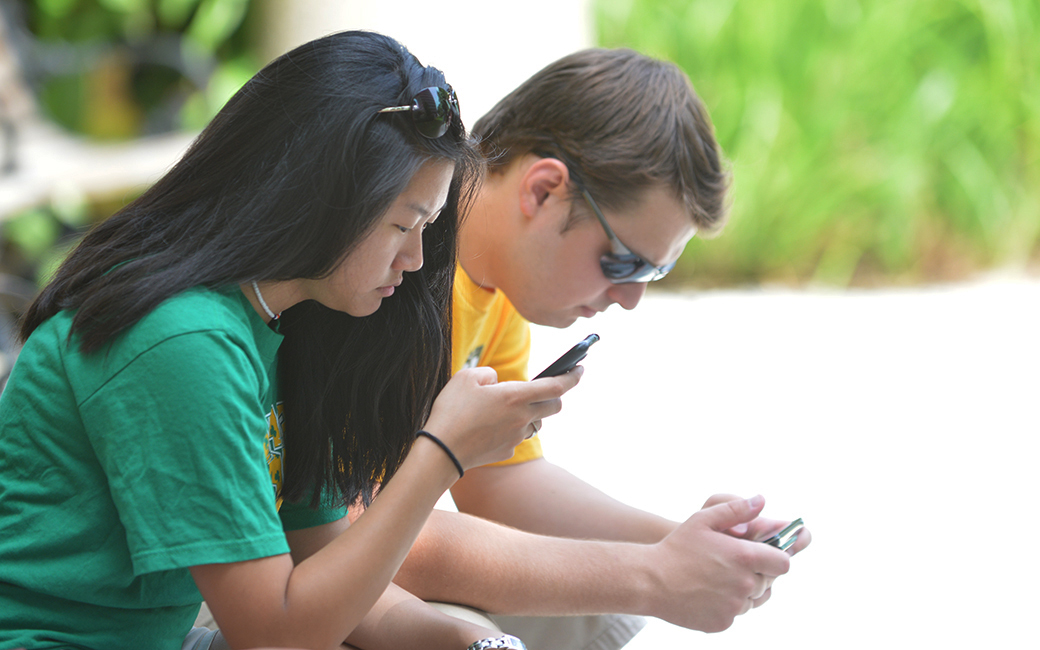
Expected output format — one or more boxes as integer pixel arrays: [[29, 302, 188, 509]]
[[0, 1, 1037, 648]]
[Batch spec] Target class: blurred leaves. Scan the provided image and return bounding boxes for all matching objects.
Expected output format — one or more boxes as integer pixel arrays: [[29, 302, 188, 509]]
[[3, 187, 98, 285], [178, 51, 254, 129], [26, 0, 257, 137], [185, 0, 248, 53], [6, 1, 260, 283], [596, 0, 1040, 286], [4, 209, 60, 260]]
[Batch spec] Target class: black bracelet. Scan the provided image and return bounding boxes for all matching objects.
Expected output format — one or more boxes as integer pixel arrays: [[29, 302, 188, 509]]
[[416, 430, 464, 479]]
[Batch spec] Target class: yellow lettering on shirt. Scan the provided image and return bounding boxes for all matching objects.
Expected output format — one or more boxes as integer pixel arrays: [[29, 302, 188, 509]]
[[265, 402, 285, 510]]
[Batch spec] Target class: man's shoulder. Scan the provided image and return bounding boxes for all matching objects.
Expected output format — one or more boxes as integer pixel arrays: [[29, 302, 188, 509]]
[[453, 267, 518, 320]]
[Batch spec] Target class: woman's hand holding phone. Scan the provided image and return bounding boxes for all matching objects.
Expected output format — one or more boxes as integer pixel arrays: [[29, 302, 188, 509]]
[[534, 334, 599, 378], [424, 365, 583, 472]]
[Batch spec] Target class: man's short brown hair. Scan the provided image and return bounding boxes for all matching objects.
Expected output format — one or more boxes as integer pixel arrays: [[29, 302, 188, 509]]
[[473, 48, 730, 234]]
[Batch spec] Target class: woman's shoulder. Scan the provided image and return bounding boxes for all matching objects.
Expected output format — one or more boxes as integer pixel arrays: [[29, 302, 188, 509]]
[[28, 286, 252, 351], [88, 286, 273, 373], [14, 286, 273, 408], [137, 285, 255, 337]]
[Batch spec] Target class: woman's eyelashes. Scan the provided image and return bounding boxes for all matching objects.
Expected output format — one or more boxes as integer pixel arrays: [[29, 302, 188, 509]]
[[396, 221, 434, 234]]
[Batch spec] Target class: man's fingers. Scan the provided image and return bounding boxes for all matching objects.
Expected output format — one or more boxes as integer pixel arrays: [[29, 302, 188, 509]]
[[701, 493, 742, 509], [755, 575, 775, 600], [697, 494, 766, 532], [786, 524, 811, 555], [751, 587, 772, 609], [697, 497, 792, 578]]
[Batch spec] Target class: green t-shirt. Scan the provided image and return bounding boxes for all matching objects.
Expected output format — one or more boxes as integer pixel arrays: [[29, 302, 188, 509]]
[[0, 287, 345, 650]]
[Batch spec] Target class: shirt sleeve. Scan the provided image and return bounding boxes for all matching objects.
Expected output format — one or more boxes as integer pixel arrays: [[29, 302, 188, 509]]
[[482, 310, 531, 383], [279, 483, 350, 532], [481, 313, 544, 465], [79, 330, 289, 576]]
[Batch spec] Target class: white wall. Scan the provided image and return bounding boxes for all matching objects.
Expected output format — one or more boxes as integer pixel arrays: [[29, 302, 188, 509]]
[[530, 277, 1040, 650], [257, 0, 593, 125]]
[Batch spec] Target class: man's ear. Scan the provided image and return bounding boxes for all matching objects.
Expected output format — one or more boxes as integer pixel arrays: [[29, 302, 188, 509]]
[[518, 157, 571, 221]]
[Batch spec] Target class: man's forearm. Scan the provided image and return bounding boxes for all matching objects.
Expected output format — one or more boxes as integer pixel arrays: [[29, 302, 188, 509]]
[[395, 509, 655, 616], [396, 497, 792, 633], [449, 458, 677, 543]]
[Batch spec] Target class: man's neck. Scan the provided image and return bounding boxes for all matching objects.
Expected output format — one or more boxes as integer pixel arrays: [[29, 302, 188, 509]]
[[458, 180, 508, 292]]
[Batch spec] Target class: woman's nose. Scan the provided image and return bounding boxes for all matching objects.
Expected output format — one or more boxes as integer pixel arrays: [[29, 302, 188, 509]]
[[395, 233, 424, 272]]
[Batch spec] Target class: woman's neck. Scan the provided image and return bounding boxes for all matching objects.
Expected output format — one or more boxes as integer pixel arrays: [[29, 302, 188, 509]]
[[242, 280, 302, 323]]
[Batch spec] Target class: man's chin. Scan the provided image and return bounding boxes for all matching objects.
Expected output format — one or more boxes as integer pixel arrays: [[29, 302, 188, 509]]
[[517, 302, 602, 328], [529, 310, 587, 329]]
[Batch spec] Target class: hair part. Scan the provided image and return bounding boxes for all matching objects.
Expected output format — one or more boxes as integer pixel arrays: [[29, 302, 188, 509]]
[[474, 48, 730, 235]]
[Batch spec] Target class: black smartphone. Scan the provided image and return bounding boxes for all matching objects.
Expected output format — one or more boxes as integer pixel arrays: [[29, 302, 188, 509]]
[[533, 334, 599, 379]]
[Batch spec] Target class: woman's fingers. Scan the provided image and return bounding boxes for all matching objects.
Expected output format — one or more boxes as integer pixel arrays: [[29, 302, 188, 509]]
[[527, 365, 584, 399], [424, 366, 583, 469]]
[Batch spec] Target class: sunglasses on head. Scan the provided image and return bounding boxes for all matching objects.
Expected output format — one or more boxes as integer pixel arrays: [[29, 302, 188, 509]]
[[378, 86, 460, 139]]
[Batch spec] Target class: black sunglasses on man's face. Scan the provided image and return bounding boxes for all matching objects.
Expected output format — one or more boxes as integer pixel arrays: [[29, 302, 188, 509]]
[[537, 151, 677, 284], [579, 188, 676, 284]]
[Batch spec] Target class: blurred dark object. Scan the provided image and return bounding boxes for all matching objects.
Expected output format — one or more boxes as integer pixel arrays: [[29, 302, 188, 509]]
[[0, 2, 198, 222], [11, 0, 257, 138], [0, 2, 33, 175]]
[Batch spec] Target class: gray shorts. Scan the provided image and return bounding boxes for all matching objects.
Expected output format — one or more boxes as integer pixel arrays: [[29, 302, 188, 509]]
[[181, 625, 228, 650], [490, 613, 646, 650], [193, 601, 645, 650]]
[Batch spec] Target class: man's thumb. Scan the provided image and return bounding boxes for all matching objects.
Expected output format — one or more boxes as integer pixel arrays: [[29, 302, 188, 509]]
[[701, 494, 766, 531]]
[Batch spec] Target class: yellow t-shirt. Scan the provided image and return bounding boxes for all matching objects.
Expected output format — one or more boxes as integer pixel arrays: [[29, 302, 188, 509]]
[[452, 264, 543, 464]]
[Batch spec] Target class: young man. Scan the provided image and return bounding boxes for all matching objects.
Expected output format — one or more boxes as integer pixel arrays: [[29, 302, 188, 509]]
[[390, 49, 811, 649]]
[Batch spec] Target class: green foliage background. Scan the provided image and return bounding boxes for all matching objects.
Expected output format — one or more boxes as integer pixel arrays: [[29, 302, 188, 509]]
[[27, 0, 257, 136], [3, 0, 259, 285], [8, 1, 1040, 289], [596, 0, 1040, 286]]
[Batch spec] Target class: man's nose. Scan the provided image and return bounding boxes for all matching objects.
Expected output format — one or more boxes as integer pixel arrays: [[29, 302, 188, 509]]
[[606, 282, 647, 311]]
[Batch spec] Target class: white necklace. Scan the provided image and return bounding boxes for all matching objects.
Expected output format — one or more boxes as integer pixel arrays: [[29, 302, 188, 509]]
[[251, 281, 280, 321]]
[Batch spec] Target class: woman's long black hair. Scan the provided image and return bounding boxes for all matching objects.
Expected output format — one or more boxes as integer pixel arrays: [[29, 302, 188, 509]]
[[20, 31, 483, 509]]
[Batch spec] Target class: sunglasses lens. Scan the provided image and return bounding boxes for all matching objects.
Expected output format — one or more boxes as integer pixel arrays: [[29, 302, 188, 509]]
[[412, 87, 456, 138], [600, 256, 676, 284], [600, 256, 642, 280]]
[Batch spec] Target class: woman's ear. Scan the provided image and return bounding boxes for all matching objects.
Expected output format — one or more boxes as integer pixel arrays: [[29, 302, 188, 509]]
[[518, 157, 571, 222]]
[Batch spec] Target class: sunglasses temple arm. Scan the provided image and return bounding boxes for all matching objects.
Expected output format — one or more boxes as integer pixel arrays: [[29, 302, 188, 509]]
[[581, 189, 634, 257]]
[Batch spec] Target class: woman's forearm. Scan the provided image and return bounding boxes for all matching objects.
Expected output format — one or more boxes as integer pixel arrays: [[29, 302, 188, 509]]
[[346, 583, 496, 650], [193, 438, 460, 650]]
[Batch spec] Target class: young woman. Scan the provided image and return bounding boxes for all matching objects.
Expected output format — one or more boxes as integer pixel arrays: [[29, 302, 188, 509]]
[[0, 31, 578, 650]]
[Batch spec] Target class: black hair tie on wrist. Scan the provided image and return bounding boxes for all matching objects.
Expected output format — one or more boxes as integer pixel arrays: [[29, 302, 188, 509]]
[[416, 430, 464, 479]]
